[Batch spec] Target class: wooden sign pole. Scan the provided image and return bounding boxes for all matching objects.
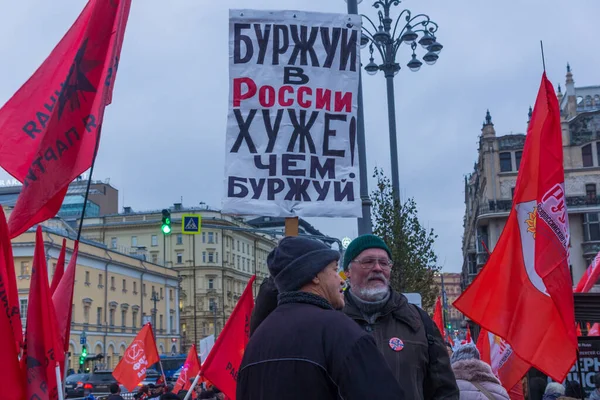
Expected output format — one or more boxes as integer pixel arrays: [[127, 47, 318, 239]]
[[284, 217, 299, 237]]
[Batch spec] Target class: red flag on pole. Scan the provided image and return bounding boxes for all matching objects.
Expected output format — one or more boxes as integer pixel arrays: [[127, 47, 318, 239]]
[[476, 327, 530, 393], [465, 326, 472, 344], [201, 276, 256, 400], [52, 241, 79, 353], [454, 73, 577, 382], [0, 207, 23, 350], [433, 296, 445, 340], [574, 251, 600, 293], [0, 0, 131, 238], [112, 323, 160, 392], [49, 238, 67, 295], [174, 345, 201, 394], [21, 226, 65, 399]]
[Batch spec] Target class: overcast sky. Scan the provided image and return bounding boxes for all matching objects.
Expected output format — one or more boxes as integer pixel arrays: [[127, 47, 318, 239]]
[[0, 0, 598, 272]]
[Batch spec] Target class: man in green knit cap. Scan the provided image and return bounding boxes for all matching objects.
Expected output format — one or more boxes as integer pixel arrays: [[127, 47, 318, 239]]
[[342, 234, 458, 400]]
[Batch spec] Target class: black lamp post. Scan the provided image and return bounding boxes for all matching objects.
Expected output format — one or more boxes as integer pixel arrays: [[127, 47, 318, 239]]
[[359, 0, 443, 201]]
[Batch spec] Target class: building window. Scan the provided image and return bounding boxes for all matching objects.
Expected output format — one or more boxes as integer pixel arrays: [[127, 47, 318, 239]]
[[242, 258, 246, 271], [176, 253, 183, 264], [202, 232, 206, 243], [159, 315, 164, 331], [216, 252, 219, 263], [131, 236, 138, 247], [122, 279, 127, 292], [208, 252, 214, 263], [202, 252, 206, 263], [132, 310, 138, 328], [584, 213, 600, 241], [20, 261, 30, 277], [143, 284, 147, 296], [515, 151, 522, 170], [237, 240, 240, 251], [208, 278, 214, 289], [109, 309, 115, 326], [170, 315, 174, 331], [208, 232, 214, 244], [237, 256, 241, 269], [587, 184, 597, 202], [160, 287, 163, 299], [151, 235, 158, 247], [20, 299, 27, 319], [176, 234, 183, 245], [169, 289, 173, 301], [110, 276, 115, 290], [152, 253, 158, 264], [511, 187, 515, 199], [85, 271, 90, 285], [84, 305, 90, 324], [98, 273, 103, 288], [499, 152, 512, 172], [111, 237, 117, 249], [121, 310, 127, 327], [152, 286, 155, 297], [583, 144, 593, 167], [133, 281, 138, 294], [97, 307, 102, 325], [215, 233, 219, 244], [209, 298, 216, 312]]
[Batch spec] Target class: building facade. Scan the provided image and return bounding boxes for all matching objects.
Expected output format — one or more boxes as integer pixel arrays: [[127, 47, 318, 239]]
[[79, 204, 278, 353], [462, 65, 600, 289], [13, 228, 180, 371], [433, 273, 463, 329]]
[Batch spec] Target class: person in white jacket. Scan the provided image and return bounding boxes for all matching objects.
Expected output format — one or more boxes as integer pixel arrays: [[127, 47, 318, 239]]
[[450, 344, 509, 400]]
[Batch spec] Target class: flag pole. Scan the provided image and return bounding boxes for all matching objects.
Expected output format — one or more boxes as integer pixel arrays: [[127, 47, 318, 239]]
[[183, 373, 202, 400], [55, 362, 65, 400], [75, 124, 102, 242], [540, 40, 546, 72], [575, 349, 585, 400]]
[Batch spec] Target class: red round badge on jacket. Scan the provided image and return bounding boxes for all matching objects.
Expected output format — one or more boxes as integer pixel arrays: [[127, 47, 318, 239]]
[[389, 337, 404, 352]]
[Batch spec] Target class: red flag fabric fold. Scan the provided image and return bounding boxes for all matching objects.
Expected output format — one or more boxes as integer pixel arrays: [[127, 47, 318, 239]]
[[21, 226, 64, 400], [50, 238, 67, 295], [0, 0, 131, 238], [174, 344, 201, 394], [455, 73, 577, 382], [112, 323, 160, 392], [201, 276, 256, 400], [575, 252, 600, 293], [0, 207, 23, 350], [52, 240, 79, 353], [433, 296, 445, 340]]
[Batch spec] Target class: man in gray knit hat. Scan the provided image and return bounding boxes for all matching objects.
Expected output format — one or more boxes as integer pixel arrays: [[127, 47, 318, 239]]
[[342, 234, 458, 400], [237, 236, 405, 400]]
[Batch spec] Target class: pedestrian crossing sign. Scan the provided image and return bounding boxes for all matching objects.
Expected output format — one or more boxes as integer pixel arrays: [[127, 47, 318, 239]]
[[182, 214, 201, 235]]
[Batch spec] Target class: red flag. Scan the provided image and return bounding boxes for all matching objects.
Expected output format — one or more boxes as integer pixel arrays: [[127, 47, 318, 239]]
[[447, 333, 454, 347], [21, 226, 64, 399], [112, 323, 160, 392], [0, 207, 23, 350], [201, 276, 256, 400], [466, 326, 472, 344], [575, 251, 600, 292], [52, 241, 79, 353], [590, 323, 600, 337], [0, 0, 131, 238], [476, 327, 530, 393], [433, 296, 445, 340], [49, 238, 67, 295], [577, 323, 583, 337], [454, 73, 577, 382], [174, 345, 201, 393], [508, 381, 525, 400]]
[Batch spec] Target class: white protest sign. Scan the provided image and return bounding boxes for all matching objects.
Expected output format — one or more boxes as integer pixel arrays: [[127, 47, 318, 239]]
[[223, 9, 362, 217]]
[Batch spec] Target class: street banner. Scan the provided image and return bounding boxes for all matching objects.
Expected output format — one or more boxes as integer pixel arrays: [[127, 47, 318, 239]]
[[567, 337, 600, 397], [223, 9, 362, 217]]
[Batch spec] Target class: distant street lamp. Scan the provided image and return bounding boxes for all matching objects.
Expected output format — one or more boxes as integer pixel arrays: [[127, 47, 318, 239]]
[[353, 0, 443, 202], [151, 290, 160, 340]]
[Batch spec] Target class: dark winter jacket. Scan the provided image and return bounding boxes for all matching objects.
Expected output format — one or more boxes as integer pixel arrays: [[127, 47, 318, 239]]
[[237, 291, 406, 400], [343, 289, 459, 400], [106, 395, 125, 400], [249, 276, 278, 337]]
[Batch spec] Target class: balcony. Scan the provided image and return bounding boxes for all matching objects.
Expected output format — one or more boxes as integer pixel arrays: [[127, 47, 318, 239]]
[[478, 196, 600, 218]]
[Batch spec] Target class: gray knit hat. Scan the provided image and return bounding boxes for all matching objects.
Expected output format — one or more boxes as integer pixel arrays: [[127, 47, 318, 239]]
[[450, 343, 480, 364]]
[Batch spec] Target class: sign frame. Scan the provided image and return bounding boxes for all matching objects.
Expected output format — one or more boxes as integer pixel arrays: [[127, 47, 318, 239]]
[[182, 214, 202, 235]]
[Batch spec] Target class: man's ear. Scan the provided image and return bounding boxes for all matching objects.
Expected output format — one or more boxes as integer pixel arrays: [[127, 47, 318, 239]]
[[312, 275, 320, 285]]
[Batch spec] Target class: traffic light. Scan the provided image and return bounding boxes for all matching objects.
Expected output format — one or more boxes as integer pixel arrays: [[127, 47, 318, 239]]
[[161, 209, 171, 235], [79, 345, 87, 365], [447, 323, 452, 330]]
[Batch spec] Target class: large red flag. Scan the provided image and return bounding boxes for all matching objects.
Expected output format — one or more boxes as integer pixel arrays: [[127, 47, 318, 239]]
[[476, 327, 530, 393], [201, 275, 256, 400], [433, 296, 445, 340], [21, 226, 65, 400], [455, 73, 577, 382], [112, 323, 160, 392], [52, 240, 79, 353], [0, 0, 131, 238], [49, 238, 67, 295], [574, 251, 600, 293], [0, 207, 23, 350], [174, 345, 201, 394]]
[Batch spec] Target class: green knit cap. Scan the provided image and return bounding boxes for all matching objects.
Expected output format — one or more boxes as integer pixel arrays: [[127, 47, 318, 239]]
[[343, 234, 392, 271]]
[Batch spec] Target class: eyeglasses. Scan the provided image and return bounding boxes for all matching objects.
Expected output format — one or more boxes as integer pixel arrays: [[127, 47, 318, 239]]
[[351, 257, 393, 271]]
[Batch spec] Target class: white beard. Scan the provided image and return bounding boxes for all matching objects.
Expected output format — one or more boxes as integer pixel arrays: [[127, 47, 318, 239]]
[[355, 285, 389, 302]]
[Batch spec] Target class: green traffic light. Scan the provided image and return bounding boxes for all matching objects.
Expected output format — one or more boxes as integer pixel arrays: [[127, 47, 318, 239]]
[[162, 224, 172, 234]]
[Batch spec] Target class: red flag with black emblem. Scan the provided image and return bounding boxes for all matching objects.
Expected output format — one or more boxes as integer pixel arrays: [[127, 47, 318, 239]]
[[454, 73, 577, 382], [0, 0, 131, 238], [21, 226, 65, 400], [112, 323, 160, 392], [201, 276, 256, 400], [174, 345, 201, 394]]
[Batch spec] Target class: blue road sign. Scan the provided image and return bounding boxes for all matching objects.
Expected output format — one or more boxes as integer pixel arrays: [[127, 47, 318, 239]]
[[182, 214, 201, 235]]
